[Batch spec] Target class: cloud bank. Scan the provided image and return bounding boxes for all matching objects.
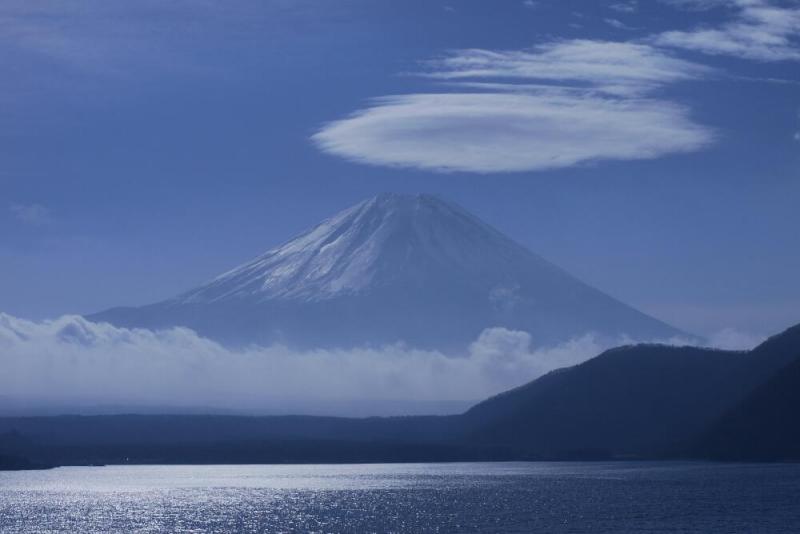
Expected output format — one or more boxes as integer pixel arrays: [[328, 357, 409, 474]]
[[314, 40, 714, 173], [0, 313, 761, 416], [0, 313, 612, 416]]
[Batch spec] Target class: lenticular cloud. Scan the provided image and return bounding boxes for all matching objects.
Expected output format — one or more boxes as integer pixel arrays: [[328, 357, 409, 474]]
[[313, 92, 712, 173], [313, 39, 714, 173]]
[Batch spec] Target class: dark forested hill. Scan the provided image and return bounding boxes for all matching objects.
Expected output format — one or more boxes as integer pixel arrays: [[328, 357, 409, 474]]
[[460, 345, 746, 457], [695, 355, 800, 461], [460, 323, 800, 458]]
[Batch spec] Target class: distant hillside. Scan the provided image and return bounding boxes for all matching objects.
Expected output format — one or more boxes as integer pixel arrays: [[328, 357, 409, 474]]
[[461, 345, 745, 457], [461, 323, 800, 458]]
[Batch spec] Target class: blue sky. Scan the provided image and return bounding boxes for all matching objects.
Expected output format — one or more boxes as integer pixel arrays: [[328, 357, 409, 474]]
[[1, 0, 799, 338]]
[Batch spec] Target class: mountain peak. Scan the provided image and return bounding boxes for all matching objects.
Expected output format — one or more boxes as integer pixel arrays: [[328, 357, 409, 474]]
[[173, 193, 526, 304], [93, 194, 682, 350], [362, 192, 458, 210], [350, 193, 474, 226], [344, 192, 448, 222], [364, 191, 435, 205]]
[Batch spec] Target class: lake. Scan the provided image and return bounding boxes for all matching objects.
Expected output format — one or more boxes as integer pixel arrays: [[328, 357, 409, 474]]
[[1, 462, 798, 532]]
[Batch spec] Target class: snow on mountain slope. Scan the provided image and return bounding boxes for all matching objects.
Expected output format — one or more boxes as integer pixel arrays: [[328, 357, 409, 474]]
[[175, 193, 566, 304], [89, 194, 684, 351]]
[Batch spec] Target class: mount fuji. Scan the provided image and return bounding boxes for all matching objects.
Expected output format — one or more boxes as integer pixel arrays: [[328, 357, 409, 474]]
[[89, 194, 684, 351]]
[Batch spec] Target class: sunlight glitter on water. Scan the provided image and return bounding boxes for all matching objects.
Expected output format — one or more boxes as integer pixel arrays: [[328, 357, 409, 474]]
[[2, 462, 799, 533]]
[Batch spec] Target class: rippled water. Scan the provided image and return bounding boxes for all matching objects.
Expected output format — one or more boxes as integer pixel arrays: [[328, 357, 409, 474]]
[[1, 462, 799, 533]]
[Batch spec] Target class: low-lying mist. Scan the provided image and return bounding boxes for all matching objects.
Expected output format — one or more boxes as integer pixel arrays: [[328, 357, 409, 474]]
[[0, 313, 756, 417]]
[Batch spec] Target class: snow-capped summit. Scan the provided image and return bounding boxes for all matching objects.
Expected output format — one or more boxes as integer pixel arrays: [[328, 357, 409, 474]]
[[90, 194, 683, 351], [175, 193, 563, 304]]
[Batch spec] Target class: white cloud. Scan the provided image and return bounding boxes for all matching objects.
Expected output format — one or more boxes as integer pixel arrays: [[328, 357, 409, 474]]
[[315, 40, 713, 173], [0, 313, 625, 416], [656, 0, 800, 61], [706, 327, 764, 350], [0, 1, 206, 79], [1, 313, 764, 415], [313, 92, 712, 173], [0, 1, 342, 88], [605, 18, 639, 30], [422, 40, 711, 96], [659, 0, 732, 9], [9, 203, 51, 225], [610, 1, 638, 13]]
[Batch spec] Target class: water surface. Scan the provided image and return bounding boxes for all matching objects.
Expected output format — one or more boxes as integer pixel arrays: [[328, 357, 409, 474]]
[[1, 462, 798, 532]]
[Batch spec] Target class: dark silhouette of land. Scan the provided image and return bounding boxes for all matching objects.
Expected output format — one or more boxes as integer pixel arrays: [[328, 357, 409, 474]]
[[2, 322, 799, 469], [696, 355, 800, 461], [463, 322, 800, 458]]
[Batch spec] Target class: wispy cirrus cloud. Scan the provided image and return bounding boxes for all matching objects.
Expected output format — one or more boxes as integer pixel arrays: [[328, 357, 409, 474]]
[[423, 40, 708, 96], [0, 1, 201, 77], [9, 203, 51, 226], [314, 40, 714, 173], [659, 0, 731, 9], [610, 1, 638, 13], [656, 0, 800, 61], [605, 18, 640, 31]]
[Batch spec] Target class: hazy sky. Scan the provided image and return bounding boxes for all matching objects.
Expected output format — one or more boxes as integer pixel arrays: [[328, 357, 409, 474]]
[[2, 0, 799, 338]]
